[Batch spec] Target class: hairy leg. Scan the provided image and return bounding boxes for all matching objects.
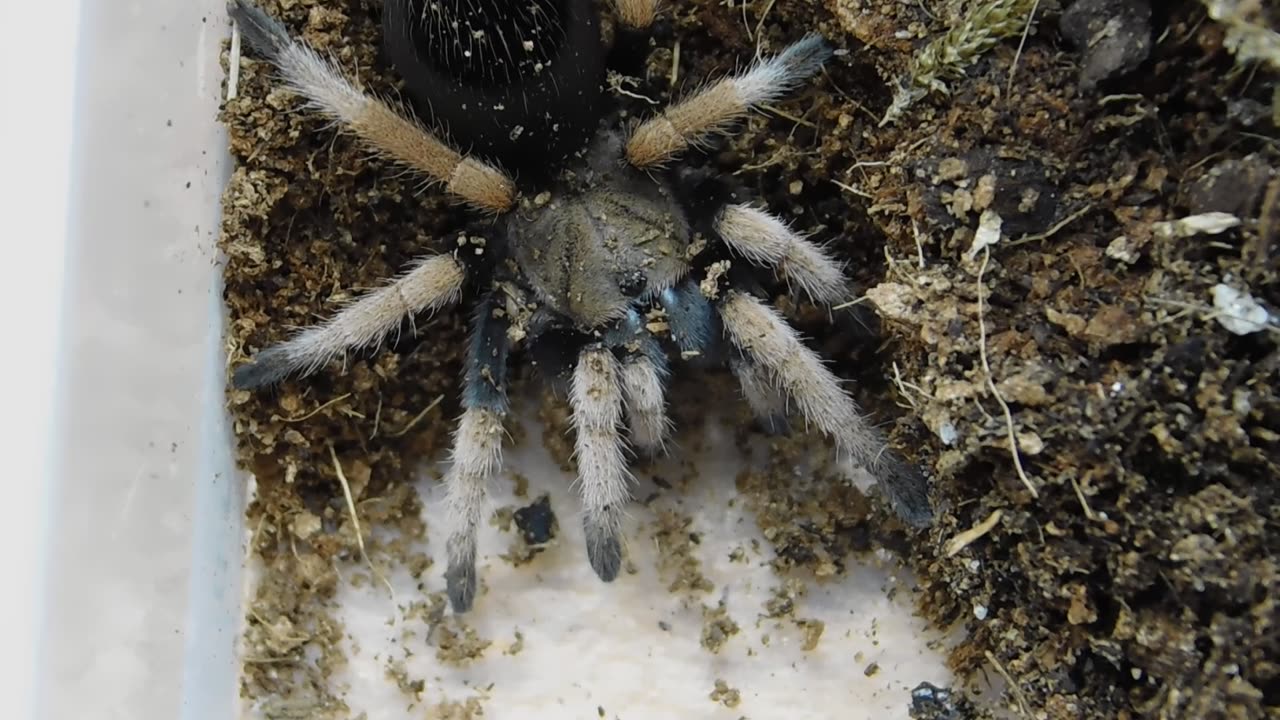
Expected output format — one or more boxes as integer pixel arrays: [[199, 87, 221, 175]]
[[718, 291, 932, 526], [625, 34, 832, 167], [233, 254, 465, 388], [612, 0, 659, 30], [570, 347, 632, 581], [606, 0, 659, 77], [619, 332, 671, 454], [602, 309, 672, 453], [229, 0, 516, 213], [715, 204, 847, 305], [729, 352, 789, 435], [443, 295, 512, 612]]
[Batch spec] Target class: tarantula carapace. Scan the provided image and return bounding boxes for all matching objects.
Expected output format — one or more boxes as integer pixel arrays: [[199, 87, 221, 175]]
[[228, 0, 933, 613]]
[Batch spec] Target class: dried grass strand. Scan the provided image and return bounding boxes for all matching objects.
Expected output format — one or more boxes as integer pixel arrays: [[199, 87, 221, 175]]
[[977, 247, 1039, 499], [329, 445, 396, 603]]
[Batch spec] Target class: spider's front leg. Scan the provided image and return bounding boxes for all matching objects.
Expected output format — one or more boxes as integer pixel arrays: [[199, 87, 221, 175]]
[[697, 197, 931, 524], [618, 333, 672, 456], [673, 170, 846, 434], [569, 345, 632, 582], [604, 308, 672, 456], [443, 293, 512, 613], [657, 280, 787, 431]]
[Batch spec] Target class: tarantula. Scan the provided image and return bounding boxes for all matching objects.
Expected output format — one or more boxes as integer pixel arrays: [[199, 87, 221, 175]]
[[228, 0, 932, 613]]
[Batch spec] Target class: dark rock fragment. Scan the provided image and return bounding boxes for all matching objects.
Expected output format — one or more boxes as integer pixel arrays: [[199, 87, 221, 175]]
[[909, 682, 980, 720], [513, 494, 558, 546], [1060, 0, 1153, 88], [1184, 154, 1275, 217]]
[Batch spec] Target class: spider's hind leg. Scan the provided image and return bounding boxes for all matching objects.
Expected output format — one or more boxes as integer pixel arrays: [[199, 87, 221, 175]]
[[442, 293, 512, 613], [624, 33, 833, 168], [227, 0, 516, 214], [606, 0, 665, 76]]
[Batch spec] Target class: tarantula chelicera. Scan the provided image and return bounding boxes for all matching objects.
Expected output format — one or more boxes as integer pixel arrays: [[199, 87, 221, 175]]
[[228, 0, 932, 613]]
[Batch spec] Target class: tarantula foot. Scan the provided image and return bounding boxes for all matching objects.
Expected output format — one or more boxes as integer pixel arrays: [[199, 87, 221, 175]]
[[445, 560, 478, 613], [778, 33, 835, 79], [228, 0, 291, 59], [881, 457, 934, 529], [584, 520, 623, 582], [231, 347, 294, 389]]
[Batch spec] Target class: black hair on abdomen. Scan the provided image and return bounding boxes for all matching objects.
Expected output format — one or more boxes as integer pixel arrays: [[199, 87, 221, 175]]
[[383, 0, 606, 179]]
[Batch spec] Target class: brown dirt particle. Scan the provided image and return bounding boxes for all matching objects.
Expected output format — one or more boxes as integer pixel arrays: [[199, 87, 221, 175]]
[[700, 602, 741, 654], [710, 679, 742, 708]]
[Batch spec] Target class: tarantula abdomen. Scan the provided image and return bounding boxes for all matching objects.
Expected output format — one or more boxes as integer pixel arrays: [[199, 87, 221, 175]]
[[382, 0, 606, 174]]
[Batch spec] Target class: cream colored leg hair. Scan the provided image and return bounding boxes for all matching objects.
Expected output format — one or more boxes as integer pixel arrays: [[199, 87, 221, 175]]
[[718, 290, 884, 465], [620, 354, 671, 454], [715, 204, 847, 305], [443, 407, 506, 612], [612, 0, 660, 30], [721, 296, 933, 526], [229, 0, 516, 213], [730, 353, 789, 429], [571, 348, 632, 581], [232, 254, 465, 388], [625, 34, 832, 168]]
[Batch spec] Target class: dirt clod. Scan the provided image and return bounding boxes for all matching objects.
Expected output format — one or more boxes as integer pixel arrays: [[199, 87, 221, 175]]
[[710, 679, 742, 709], [700, 601, 741, 654]]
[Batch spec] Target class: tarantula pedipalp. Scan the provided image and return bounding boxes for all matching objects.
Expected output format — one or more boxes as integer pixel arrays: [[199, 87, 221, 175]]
[[228, 0, 933, 614]]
